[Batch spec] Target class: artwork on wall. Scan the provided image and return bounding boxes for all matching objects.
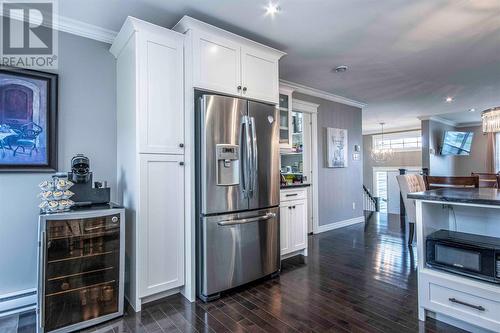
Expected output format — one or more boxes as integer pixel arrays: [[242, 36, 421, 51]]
[[0, 67, 58, 171], [326, 127, 348, 168]]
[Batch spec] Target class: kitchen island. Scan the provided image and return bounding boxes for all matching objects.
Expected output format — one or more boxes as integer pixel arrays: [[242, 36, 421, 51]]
[[408, 188, 500, 333]]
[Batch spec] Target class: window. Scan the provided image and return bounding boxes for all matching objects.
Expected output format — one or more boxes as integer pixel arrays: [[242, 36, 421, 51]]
[[372, 130, 422, 152]]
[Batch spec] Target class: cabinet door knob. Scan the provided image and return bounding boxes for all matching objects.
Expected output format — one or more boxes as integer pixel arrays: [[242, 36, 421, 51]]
[[242, 87, 247, 92], [179, 143, 184, 148], [237, 85, 242, 91], [293, 206, 296, 209], [179, 162, 184, 166], [288, 206, 292, 209]]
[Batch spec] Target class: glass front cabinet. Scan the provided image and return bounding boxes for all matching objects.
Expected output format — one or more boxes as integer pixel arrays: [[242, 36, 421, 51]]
[[279, 86, 294, 149], [38, 208, 125, 333]]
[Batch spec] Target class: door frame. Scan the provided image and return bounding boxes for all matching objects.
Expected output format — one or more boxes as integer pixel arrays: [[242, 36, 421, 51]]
[[292, 98, 319, 234]]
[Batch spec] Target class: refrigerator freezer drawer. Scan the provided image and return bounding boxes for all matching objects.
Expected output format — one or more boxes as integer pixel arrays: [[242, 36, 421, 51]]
[[199, 207, 280, 298]]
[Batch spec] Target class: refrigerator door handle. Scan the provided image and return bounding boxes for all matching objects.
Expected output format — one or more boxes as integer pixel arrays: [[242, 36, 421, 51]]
[[217, 212, 276, 226], [241, 116, 251, 198], [249, 116, 258, 197]]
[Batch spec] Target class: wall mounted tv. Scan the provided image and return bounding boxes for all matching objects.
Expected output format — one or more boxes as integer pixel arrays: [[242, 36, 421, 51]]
[[440, 131, 474, 155]]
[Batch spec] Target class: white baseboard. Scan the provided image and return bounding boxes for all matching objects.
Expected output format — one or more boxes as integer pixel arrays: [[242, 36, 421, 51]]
[[315, 216, 365, 234], [0, 288, 37, 318]]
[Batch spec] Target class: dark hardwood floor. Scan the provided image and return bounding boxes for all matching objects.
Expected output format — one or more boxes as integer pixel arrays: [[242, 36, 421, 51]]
[[1, 212, 467, 333]]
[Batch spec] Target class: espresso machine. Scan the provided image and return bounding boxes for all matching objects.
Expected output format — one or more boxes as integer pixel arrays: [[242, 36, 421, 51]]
[[67, 154, 111, 206]]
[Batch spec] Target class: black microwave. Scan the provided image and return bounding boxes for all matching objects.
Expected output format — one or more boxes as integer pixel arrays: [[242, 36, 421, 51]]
[[426, 229, 500, 284]]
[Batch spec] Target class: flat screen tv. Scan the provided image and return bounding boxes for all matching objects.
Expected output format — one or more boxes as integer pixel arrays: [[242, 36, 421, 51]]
[[441, 131, 474, 155]]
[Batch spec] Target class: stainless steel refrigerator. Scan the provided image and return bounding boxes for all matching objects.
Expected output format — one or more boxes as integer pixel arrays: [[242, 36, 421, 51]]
[[196, 93, 280, 301]]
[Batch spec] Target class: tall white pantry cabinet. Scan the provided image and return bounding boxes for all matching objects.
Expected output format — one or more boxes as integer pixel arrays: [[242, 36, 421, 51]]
[[110, 17, 187, 311]]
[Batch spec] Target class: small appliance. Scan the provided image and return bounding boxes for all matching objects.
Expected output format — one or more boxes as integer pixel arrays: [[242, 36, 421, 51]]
[[426, 229, 500, 284], [67, 154, 110, 206]]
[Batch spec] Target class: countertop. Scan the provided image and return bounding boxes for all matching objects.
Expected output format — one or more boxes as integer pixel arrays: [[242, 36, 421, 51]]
[[408, 188, 500, 206], [280, 183, 311, 189]]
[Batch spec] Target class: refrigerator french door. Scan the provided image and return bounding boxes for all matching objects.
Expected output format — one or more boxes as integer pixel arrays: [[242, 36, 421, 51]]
[[197, 94, 280, 301]]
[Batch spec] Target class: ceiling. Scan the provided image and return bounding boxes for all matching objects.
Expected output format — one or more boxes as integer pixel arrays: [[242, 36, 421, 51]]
[[59, 0, 500, 133]]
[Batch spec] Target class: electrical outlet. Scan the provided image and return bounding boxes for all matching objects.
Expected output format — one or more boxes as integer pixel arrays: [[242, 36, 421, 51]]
[[352, 202, 356, 210]]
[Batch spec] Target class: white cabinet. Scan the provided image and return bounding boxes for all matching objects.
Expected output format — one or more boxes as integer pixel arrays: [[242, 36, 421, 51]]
[[138, 30, 184, 154], [290, 201, 307, 251], [193, 30, 241, 96], [241, 47, 279, 103], [111, 17, 186, 311], [279, 205, 291, 254], [174, 16, 285, 104], [280, 188, 308, 258], [139, 154, 184, 296]]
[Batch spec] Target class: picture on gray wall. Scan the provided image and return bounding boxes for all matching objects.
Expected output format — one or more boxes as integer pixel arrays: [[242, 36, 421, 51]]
[[0, 67, 58, 171], [326, 127, 348, 168]]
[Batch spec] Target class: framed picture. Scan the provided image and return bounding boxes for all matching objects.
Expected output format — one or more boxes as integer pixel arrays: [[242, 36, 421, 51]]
[[0, 67, 58, 172], [326, 127, 348, 168]]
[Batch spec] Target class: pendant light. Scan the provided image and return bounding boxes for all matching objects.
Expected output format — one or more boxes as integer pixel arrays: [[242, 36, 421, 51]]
[[482, 107, 500, 133], [371, 122, 394, 162]]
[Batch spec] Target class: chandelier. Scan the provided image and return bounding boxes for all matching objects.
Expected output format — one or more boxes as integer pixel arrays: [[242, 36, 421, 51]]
[[371, 122, 394, 162], [482, 107, 500, 133]]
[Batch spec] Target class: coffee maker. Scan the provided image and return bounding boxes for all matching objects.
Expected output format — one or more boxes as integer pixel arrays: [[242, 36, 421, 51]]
[[67, 154, 110, 206]]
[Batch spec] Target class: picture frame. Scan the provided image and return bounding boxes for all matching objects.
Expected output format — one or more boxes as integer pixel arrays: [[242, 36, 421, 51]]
[[0, 66, 58, 172], [326, 127, 348, 168]]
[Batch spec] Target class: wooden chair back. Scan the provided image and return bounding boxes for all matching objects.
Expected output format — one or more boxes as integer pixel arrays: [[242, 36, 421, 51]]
[[471, 172, 499, 188], [424, 175, 479, 190]]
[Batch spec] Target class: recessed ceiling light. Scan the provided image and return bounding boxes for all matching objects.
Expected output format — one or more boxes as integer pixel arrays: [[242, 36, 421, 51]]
[[265, 3, 281, 17], [469, 108, 476, 112], [334, 65, 348, 73], [445, 97, 454, 103]]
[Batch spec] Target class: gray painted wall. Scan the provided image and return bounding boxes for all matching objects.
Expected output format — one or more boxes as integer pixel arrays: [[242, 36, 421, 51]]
[[362, 133, 422, 192], [422, 119, 456, 175], [454, 125, 488, 176], [421, 120, 487, 176], [0, 32, 116, 296], [293, 93, 363, 227]]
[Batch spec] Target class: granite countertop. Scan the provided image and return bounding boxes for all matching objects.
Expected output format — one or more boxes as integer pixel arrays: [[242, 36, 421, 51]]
[[408, 188, 500, 206], [280, 183, 311, 189]]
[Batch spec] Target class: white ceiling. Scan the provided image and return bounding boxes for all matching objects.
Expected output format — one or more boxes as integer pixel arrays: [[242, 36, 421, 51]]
[[60, 0, 500, 133]]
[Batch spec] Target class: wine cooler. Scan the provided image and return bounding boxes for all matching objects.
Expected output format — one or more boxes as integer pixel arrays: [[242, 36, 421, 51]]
[[37, 206, 125, 333]]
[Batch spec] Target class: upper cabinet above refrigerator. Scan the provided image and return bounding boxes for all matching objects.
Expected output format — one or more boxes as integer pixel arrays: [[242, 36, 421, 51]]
[[174, 16, 285, 104]]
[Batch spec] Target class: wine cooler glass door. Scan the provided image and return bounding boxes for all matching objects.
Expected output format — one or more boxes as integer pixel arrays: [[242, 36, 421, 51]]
[[42, 213, 120, 332]]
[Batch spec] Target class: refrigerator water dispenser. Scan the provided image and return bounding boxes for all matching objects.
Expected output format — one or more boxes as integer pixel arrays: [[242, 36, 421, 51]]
[[216, 144, 239, 185]]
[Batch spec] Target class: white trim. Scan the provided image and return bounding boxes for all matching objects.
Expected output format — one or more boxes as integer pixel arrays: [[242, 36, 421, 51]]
[[0, 288, 37, 318], [456, 121, 482, 128], [293, 99, 319, 114], [141, 287, 181, 306], [363, 125, 421, 135], [372, 166, 422, 172], [315, 216, 365, 234], [173, 15, 285, 58], [279, 79, 366, 108], [0, 10, 118, 44], [418, 116, 457, 127], [57, 15, 117, 43]]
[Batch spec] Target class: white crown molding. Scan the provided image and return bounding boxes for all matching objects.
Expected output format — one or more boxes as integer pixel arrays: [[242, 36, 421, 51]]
[[293, 98, 319, 113], [279, 79, 366, 108], [0, 10, 118, 44], [57, 15, 117, 44], [418, 115, 457, 127], [362, 125, 421, 135], [455, 121, 482, 128]]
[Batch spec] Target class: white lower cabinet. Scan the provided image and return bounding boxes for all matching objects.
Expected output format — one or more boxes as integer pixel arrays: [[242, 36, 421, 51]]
[[139, 154, 185, 297], [280, 188, 308, 258]]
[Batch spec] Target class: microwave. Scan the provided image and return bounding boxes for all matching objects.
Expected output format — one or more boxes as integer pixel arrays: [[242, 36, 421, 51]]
[[426, 229, 500, 284]]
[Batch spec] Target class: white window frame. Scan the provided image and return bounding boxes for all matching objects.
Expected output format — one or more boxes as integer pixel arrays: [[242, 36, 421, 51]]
[[372, 130, 422, 152]]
